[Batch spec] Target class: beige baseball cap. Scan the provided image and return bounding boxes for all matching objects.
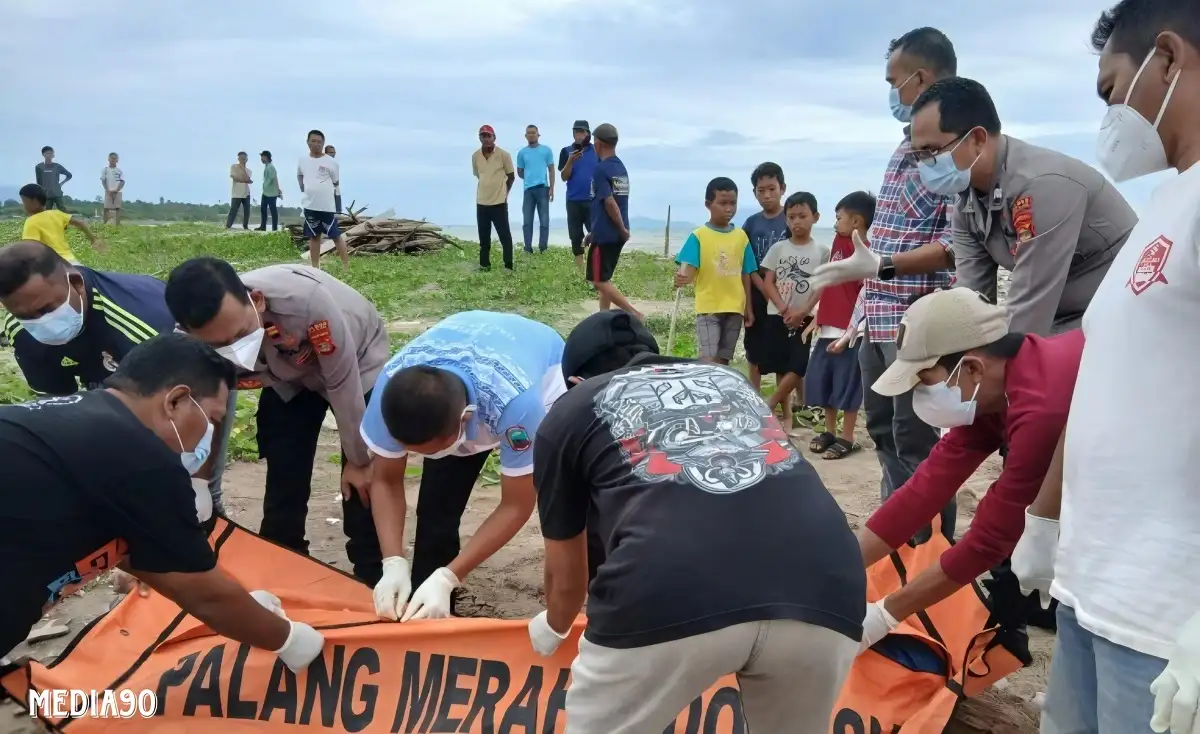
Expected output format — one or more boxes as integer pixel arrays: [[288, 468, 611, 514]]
[[872, 288, 1011, 397]]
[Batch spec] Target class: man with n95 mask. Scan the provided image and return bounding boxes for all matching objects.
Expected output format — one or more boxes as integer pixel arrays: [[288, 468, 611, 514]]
[[0, 333, 323, 672]]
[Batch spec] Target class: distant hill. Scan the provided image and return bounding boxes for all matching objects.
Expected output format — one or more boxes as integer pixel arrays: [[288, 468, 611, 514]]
[[0, 186, 21, 203]]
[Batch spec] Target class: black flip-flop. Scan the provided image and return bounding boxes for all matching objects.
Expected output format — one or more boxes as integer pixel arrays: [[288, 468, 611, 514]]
[[823, 438, 862, 460], [809, 432, 837, 454]]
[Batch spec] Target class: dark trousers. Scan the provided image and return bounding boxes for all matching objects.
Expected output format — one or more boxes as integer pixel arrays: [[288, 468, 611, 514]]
[[256, 386, 383, 585], [566, 200, 592, 256], [476, 203, 514, 270], [259, 196, 279, 230], [859, 332, 955, 542], [410, 451, 491, 594], [46, 196, 68, 212], [225, 197, 250, 229], [522, 185, 550, 252]]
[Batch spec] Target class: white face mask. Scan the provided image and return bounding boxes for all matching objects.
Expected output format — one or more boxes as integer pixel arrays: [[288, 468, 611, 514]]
[[411, 405, 475, 460], [216, 302, 265, 371], [19, 273, 85, 345], [1096, 48, 1182, 182], [912, 359, 980, 429]]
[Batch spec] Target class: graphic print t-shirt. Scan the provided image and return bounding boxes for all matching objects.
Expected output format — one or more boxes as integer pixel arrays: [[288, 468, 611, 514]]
[[0, 391, 216, 655], [297, 154, 339, 213], [534, 356, 865, 649], [761, 239, 830, 315]]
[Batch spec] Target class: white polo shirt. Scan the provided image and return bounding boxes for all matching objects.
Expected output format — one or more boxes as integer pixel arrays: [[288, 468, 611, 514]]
[[1051, 162, 1200, 660]]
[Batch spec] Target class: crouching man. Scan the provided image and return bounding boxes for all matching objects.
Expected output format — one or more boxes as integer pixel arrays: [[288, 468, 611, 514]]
[[526, 310, 866, 734]]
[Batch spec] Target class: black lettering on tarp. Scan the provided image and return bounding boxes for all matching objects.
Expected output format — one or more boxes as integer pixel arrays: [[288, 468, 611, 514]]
[[460, 658, 511, 732], [392, 652, 445, 733], [665, 696, 704, 734], [300, 644, 345, 727], [427, 656, 475, 732], [259, 659, 299, 723], [498, 665, 543, 732], [871, 719, 901, 734], [541, 667, 570, 733], [183, 644, 226, 718], [154, 650, 199, 717], [702, 687, 744, 734], [341, 646, 380, 733], [228, 643, 258, 720], [833, 708, 865, 734]]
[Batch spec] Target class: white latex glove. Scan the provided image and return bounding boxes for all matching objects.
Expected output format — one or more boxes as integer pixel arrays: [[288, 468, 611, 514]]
[[1010, 510, 1059, 610], [859, 598, 900, 654], [373, 557, 413, 621], [528, 611, 569, 657], [1151, 611, 1200, 734], [809, 230, 881, 292], [249, 590, 285, 617], [401, 567, 459, 622], [274, 620, 326, 673]]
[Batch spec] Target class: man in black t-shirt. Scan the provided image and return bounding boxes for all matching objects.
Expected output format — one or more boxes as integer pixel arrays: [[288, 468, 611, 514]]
[[528, 310, 866, 733], [0, 333, 323, 673]]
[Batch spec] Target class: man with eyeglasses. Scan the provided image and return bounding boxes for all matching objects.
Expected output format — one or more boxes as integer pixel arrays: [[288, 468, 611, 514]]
[[813, 76, 1136, 338]]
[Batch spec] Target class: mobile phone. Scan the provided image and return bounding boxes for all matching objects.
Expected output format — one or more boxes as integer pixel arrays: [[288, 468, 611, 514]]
[[572, 142, 583, 152]]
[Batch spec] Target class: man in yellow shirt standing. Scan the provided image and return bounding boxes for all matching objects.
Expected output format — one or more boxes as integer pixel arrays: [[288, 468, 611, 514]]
[[471, 125, 516, 272], [20, 184, 105, 264], [674, 177, 757, 364]]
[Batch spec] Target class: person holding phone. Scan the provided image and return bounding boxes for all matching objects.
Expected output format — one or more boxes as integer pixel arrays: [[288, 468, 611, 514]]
[[558, 120, 598, 269]]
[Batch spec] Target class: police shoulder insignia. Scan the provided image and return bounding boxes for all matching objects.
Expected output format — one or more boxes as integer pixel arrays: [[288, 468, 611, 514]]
[[505, 426, 532, 452], [307, 320, 336, 355], [1010, 195, 1035, 254]]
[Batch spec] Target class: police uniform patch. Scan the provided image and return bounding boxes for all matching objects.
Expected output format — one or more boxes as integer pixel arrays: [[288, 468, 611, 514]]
[[307, 320, 336, 355], [101, 351, 118, 372], [1010, 196, 1035, 255], [505, 426, 531, 452], [236, 377, 264, 390], [265, 324, 282, 340]]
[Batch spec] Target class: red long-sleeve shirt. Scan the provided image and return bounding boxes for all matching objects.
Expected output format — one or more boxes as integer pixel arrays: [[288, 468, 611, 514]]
[[865, 330, 1085, 584]]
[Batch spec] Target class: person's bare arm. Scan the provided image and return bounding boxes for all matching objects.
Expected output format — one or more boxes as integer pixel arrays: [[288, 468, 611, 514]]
[[446, 473, 535, 582], [543, 533, 588, 633], [506, 173, 515, 193], [561, 151, 579, 182], [891, 241, 953, 275], [369, 455, 409, 557], [517, 167, 525, 179], [762, 270, 788, 313], [547, 164, 555, 199], [1029, 427, 1066, 519], [68, 218, 104, 250], [133, 567, 291, 651], [603, 198, 629, 241], [674, 263, 697, 286]]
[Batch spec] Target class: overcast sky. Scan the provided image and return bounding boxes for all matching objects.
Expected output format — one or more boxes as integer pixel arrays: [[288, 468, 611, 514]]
[[1, 0, 1167, 226]]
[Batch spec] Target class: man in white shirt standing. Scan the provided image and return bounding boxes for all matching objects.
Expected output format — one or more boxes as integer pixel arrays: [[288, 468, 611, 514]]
[[101, 152, 124, 226], [1015, 3, 1200, 732], [297, 129, 350, 271]]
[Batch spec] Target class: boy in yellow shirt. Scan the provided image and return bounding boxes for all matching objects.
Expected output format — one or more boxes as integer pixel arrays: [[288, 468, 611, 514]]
[[20, 184, 105, 264], [674, 177, 756, 364]]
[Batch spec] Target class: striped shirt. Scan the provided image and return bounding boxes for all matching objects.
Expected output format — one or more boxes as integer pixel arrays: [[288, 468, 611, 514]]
[[852, 134, 955, 342], [2, 267, 175, 395]]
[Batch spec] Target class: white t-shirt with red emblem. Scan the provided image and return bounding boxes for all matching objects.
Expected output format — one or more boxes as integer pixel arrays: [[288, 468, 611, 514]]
[[1052, 162, 1200, 660]]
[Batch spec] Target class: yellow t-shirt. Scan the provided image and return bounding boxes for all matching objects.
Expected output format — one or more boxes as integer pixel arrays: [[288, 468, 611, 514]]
[[676, 224, 758, 314], [22, 210, 79, 263]]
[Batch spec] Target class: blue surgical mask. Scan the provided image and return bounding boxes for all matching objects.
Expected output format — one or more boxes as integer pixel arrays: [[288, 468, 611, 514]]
[[917, 133, 982, 196], [171, 396, 214, 475], [889, 71, 918, 123], [19, 274, 84, 345]]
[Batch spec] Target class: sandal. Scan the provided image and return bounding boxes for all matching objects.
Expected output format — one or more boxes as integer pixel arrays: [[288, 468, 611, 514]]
[[823, 438, 862, 460], [809, 432, 837, 454]]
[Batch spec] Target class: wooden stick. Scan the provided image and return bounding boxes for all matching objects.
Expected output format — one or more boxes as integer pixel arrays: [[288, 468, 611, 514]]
[[666, 288, 683, 354]]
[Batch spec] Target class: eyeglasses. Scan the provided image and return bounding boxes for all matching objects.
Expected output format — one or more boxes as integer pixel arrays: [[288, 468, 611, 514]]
[[904, 133, 968, 166]]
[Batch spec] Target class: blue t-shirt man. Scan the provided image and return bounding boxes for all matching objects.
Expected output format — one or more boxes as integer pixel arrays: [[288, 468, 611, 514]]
[[360, 310, 567, 477], [590, 156, 630, 245], [516, 144, 555, 190]]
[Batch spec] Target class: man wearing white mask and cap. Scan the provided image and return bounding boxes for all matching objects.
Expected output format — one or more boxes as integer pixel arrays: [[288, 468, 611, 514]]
[[1014, 3, 1200, 731], [854, 288, 1084, 653], [165, 257, 388, 586]]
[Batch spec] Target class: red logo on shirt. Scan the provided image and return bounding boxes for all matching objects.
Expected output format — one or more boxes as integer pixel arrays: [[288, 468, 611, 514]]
[[307, 320, 336, 355], [1127, 235, 1173, 295]]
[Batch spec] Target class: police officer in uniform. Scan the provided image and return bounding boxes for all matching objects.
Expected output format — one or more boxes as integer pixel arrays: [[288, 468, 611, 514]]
[[165, 258, 389, 585], [0, 241, 234, 516], [809, 77, 1137, 336]]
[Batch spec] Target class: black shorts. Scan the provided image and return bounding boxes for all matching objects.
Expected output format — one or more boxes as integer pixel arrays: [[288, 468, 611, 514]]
[[758, 315, 813, 377], [302, 209, 341, 239], [743, 289, 770, 365], [587, 241, 624, 283]]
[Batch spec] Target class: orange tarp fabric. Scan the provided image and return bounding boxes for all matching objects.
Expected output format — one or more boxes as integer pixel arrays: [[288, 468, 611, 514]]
[[1, 518, 1026, 733]]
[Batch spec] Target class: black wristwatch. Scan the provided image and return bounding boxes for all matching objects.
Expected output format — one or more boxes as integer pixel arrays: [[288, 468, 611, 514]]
[[878, 255, 896, 281]]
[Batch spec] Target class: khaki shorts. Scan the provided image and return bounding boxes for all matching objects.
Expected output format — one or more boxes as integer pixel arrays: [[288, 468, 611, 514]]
[[104, 191, 123, 210]]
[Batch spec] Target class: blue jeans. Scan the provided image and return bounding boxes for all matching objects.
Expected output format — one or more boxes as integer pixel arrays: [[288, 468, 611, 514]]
[[1041, 604, 1166, 734], [522, 185, 550, 252]]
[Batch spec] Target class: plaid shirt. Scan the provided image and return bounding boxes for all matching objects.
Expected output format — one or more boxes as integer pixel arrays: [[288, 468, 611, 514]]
[[851, 134, 955, 342]]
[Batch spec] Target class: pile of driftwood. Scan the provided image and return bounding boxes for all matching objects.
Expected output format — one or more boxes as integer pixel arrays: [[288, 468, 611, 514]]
[[286, 202, 455, 255]]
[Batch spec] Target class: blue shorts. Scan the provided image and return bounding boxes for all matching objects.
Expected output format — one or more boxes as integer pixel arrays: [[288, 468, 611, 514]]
[[303, 209, 340, 240], [804, 337, 864, 412]]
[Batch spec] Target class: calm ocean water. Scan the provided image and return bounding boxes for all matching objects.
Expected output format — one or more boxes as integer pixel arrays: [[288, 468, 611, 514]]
[[441, 225, 837, 257]]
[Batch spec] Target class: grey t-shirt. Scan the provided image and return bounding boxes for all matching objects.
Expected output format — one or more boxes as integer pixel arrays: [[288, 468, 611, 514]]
[[35, 163, 71, 197], [761, 239, 830, 314], [742, 210, 791, 264]]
